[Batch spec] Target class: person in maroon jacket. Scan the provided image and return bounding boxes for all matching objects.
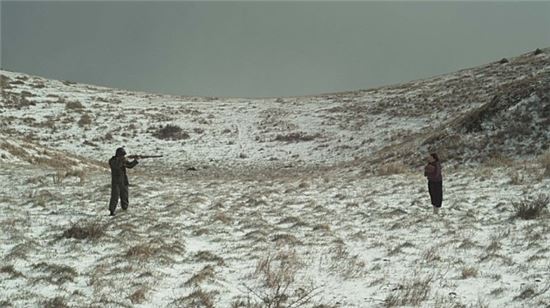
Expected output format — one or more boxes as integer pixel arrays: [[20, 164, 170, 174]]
[[424, 153, 443, 214]]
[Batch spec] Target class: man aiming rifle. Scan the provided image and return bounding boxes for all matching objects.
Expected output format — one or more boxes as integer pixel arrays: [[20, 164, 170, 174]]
[[108, 147, 162, 216]]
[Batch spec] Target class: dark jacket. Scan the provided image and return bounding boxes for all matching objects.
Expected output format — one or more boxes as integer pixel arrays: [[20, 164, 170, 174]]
[[109, 156, 138, 186], [424, 161, 442, 182]]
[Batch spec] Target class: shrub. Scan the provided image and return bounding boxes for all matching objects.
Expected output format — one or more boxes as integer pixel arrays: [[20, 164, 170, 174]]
[[513, 194, 549, 220], [153, 124, 190, 140], [242, 249, 320, 308]]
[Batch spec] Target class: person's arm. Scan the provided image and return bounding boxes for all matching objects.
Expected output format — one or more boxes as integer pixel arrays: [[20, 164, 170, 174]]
[[124, 158, 139, 169]]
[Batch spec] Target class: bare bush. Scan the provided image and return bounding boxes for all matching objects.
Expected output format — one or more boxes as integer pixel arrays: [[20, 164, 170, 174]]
[[513, 194, 549, 220], [242, 249, 321, 308], [152, 124, 190, 140]]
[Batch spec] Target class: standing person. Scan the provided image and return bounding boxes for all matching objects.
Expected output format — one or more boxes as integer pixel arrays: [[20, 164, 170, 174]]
[[424, 153, 443, 214], [108, 147, 138, 216]]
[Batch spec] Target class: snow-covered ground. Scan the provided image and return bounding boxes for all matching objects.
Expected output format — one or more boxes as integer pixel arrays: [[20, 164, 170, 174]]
[[1, 48, 549, 307], [0, 161, 548, 307]]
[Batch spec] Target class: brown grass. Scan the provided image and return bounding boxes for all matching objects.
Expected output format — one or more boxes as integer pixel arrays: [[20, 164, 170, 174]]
[[184, 265, 216, 287], [42, 296, 69, 308], [172, 289, 216, 308], [513, 194, 549, 220], [194, 251, 225, 266], [152, 124, 190, 140], [539, 151, 550, 177], [62, 222, 104, 240], [274, 132, 321, 143], [0, 265, 24, 279], [129, 286, 148, 304], [65, 101, 84, 110], [125, 243, 157, 261], [461, 266, 479, 279], [78, 114, 93, 127], [377, 162, 409, 176], [384, 274, 433, 307], [32, 262, 78, 285]]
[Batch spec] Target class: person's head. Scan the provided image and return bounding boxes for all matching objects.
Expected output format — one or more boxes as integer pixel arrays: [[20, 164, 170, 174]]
[[115, 147, 126, 157], [428, 153, 439, 163]]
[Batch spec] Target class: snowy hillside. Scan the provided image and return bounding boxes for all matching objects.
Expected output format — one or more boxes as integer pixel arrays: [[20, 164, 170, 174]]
[[1, 48, 549, 307], [2, 48, 549, 171]]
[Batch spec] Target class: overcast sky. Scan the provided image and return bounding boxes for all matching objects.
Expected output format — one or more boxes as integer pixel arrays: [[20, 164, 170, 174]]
[[2, 1, 549, 97]]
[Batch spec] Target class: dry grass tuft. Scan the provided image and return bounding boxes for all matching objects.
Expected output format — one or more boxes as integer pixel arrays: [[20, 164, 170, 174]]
[[194, 251, 225, 266], [65, 100, 84, 110], [42, 296, 69, 308], [129, 286, 148, 304], [513, 194, 549, 220], [460, 266, 479, 279], [384, 274, 433, 307], [184, 265, 216, 287], [271, 233, 302, 245], [212, 211, 232, 224], [312, 223, 331, 232], [274, 132, 321, 143], [78, 114, 93, 127], [0, 265, 24, 279], [125, 243, 157, 261], [62, 222, 104, 240], [538, 151, 550, 177], [172, 289, 216, 308], [33, 262, 78, 285], [377, 162, 409, 176], [152, 124, 190, 140]]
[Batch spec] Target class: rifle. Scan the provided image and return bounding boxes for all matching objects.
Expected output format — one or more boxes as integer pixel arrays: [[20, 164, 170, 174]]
[[127, 154, 163, 160]]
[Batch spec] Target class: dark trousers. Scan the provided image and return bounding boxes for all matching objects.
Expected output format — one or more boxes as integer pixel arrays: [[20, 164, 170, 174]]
[[109, 183, 129, 212], [428, 181, 443, 208]]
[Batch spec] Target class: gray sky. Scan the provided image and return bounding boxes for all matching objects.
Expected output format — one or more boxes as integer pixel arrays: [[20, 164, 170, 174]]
[[2, 1, 549, 98]]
